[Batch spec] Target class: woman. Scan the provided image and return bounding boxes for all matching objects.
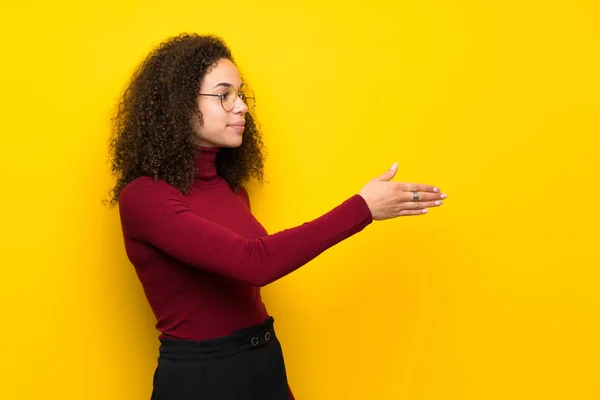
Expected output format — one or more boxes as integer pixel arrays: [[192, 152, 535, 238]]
[[107, 33, 446, 400]]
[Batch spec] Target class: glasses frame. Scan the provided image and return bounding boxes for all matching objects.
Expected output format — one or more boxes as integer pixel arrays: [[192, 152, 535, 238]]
[[198, 87, 255, 112]]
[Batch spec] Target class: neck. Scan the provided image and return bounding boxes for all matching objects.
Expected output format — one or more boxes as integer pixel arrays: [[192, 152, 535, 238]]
[[195, 145, 220, 179]]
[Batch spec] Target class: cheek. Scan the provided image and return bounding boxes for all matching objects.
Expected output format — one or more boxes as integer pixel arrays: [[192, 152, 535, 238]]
[[199, 103, 228, 130]]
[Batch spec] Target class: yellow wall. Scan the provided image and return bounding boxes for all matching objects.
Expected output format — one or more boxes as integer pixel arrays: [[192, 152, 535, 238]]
[[2, 0, 599, 398]]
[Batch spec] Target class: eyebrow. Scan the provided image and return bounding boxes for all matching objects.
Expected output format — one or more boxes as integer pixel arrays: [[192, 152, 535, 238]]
[[211, 81, 245, 90]]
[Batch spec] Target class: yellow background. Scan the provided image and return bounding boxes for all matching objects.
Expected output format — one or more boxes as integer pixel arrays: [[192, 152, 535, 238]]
[[2, 0, 599, 398]]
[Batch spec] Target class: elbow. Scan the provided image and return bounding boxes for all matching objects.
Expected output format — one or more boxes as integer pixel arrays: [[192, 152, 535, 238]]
[[243, 262, 282, 287], [247, 273, 276, 288], [243, 239, 277, 287]]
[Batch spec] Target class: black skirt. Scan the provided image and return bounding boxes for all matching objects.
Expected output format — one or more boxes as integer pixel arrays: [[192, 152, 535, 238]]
[[150, 317, 291, 400]]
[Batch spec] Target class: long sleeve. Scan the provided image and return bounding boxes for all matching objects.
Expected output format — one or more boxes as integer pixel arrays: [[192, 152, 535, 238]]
[[118, 177, 373, 287]]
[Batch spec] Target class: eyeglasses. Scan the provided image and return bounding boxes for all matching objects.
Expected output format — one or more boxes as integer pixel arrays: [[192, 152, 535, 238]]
[[198, 86, 255, 112]]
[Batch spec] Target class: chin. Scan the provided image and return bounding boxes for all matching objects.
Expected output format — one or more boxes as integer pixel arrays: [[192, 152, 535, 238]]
[[220, 137, 243, 148]]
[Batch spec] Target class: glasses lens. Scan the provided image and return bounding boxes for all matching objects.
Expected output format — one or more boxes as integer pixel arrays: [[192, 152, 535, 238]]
[[222, 87, 237, 111], [241, 90, 255, 110], [221, 88, 255, 111]]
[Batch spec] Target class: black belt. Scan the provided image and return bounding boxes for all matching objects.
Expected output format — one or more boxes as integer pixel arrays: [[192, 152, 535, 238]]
[[158, 316, 277, 362]]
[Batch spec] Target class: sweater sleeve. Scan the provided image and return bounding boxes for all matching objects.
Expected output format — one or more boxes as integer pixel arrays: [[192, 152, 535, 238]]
[[118, 178, 373, 287]]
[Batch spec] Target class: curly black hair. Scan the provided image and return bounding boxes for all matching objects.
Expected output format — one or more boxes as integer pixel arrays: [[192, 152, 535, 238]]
[[105, 33, 266, 207]]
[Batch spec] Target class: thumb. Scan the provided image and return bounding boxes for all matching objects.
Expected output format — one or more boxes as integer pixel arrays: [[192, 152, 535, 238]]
[[375, 162, 398, 182]]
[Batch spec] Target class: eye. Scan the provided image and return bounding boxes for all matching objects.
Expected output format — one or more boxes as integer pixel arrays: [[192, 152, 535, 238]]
[[222, 87, 237, 99]]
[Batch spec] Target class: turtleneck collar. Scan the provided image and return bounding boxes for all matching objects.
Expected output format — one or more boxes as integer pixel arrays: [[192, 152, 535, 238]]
[[194, 146, 220, 179]]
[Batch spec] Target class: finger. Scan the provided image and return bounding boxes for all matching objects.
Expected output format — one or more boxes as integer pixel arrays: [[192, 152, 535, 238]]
[[398, 209, 430, 216], [397, 183, 441, 193], [377, 163, 398, 182], [397, 190, 447, 203], [401, 200, 443, 210]]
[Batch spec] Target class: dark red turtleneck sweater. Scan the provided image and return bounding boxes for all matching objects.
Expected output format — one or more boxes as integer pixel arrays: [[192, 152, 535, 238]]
[[118, 146, 373, 397]]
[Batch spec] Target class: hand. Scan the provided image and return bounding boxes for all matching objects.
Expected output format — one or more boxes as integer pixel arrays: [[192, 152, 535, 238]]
[[358, 163, 447, 221]]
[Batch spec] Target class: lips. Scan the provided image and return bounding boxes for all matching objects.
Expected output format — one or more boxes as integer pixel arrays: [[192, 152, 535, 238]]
[[228, 123, 245, 133]]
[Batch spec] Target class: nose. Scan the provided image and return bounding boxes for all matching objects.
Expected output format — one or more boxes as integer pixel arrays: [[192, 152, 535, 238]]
[[233, 95, 249, 114]]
